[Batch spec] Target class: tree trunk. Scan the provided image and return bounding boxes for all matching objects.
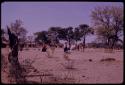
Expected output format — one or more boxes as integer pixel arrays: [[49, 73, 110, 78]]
[[75, 40, 79, 51], [106, 38, 114, 53], [106, 38, 110, 49], [7, 28, 27, 84], [8, 43, 26, 84], [111, 37, 117, 50], [82, 36, 85, 52], [68, 38, 71, 48]]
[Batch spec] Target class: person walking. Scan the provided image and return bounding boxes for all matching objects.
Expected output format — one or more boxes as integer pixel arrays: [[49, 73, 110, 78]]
[[50, 43, 56, 54], [42, 44, 47, 52], [63, 42, 70, 60]]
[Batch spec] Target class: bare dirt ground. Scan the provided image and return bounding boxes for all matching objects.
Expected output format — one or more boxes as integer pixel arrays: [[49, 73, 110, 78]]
[[1, 47, 123, 84]]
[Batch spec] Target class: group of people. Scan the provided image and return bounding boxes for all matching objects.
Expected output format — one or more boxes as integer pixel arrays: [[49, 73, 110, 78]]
[[41, 41, 84, 61], [41, 42, 72, 60]]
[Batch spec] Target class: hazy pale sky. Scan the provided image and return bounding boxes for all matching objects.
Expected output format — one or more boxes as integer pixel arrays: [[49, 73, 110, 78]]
[[1, 2, 123, 43]]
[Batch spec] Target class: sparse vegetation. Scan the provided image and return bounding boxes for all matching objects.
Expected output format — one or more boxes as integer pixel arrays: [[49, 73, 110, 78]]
[[1, 4, 123, 84]]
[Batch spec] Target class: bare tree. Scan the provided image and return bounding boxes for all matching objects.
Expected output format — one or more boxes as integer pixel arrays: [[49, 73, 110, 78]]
[[91, 6, 123, 50], [7, 28, 26, 83], [7, 19, 28, 43]]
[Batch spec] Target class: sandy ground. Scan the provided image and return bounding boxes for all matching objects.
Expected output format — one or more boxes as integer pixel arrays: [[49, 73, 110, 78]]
[[1, 47, 123, 84]]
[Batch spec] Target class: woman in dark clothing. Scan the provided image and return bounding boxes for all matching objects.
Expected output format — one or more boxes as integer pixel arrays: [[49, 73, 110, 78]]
[[42, 44, 47, 52], [64, 42, 68, 53]]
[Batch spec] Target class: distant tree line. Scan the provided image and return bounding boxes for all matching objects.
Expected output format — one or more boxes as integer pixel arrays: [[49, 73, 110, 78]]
[[34, 24, 94, 51], [1, 5, 123, 51]]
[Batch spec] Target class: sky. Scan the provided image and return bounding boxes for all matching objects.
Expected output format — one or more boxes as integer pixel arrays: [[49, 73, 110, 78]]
[[1, 2, 123, 43]]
